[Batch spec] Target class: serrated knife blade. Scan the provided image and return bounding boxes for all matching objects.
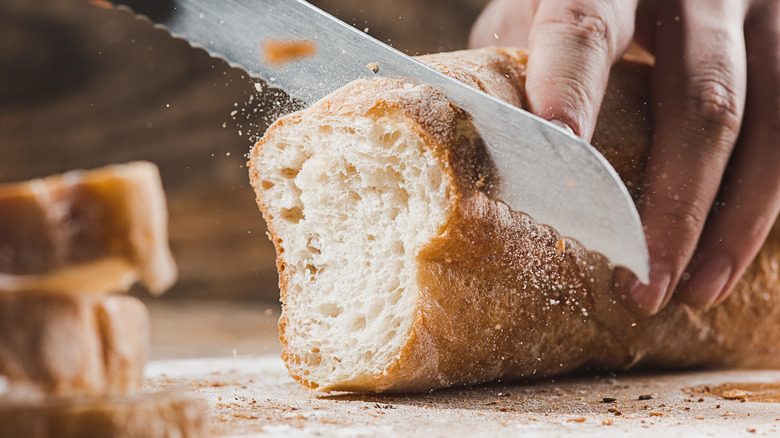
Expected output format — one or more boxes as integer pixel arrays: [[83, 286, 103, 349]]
[[125, 0, 650, 283]]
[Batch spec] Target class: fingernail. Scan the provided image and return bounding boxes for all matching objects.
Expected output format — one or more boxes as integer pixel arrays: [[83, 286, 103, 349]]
[[628, 261, 673, 314], [549, 119, 576, 137], [681, 256, 732, 308]]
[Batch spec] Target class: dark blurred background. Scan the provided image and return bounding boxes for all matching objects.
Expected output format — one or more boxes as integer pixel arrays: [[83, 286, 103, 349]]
[[0, 0, 489, 304]]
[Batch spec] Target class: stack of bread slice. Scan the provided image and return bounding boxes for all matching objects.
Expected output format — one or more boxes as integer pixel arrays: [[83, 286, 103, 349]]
[[0, 162, 206, 437]]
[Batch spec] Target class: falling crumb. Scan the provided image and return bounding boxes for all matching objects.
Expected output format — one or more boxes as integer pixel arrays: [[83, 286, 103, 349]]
[[262, 39, 317, 65], [230, 110, 238, 117], [222, 122, 227, 128], [493, 33, 499, 39], [366, 62, 380, 73], [264, 308, 274, 317], [475, 174, 487, 189], [254, 82, 263, 93]]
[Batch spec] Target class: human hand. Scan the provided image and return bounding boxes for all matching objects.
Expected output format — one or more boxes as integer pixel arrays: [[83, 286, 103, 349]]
[[470, 0, 780, 314]]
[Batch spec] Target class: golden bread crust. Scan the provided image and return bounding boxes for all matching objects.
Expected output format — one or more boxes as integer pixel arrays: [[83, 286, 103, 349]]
[[0, 391, 207, 438], [0, 162, 177, 295], [0, 294, 148, 399]]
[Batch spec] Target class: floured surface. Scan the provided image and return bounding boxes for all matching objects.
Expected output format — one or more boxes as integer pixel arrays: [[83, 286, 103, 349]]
[[144, 356, 780, 437]]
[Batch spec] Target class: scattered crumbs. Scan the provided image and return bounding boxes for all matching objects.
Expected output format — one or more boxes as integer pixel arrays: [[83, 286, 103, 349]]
[[602, 419, 613, 425], [494, 324, 503, 331], [493, 33, 499, 39], [221, 122, 227, 128], [233, 413, 259, 419], [698, 398, 705, 402], [230, 110, 238, 117], [601, 397, 617, 403], [638, 394, 654, 401], [374, 403, 395, 409], [262, 39, 316, 65], [366, 62, 379, 73], [555, 238, 566, 254], [748, 428, 757, 433], [716, 404, 721, 409], [567, 417, 586, 423], [607, 408, 622, 416], [649, 412, 665, 417]]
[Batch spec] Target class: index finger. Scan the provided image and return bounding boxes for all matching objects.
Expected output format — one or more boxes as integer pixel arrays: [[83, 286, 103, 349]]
[[526, 0, 638, 139]]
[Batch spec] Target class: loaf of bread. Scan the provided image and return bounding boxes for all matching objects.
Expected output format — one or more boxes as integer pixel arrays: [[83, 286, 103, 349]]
[[0, 161, 176, 295], [0, 391, 207, 438], [0, 293, 148, 400], [249, 47, 780, 392]]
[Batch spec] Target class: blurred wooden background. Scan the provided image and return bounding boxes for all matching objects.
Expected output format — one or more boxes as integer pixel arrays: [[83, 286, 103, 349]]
[[0, 0, 488, 302]]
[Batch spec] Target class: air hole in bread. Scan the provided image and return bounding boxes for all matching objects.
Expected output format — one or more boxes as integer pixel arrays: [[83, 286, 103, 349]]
[[280, 207, 303, 223]]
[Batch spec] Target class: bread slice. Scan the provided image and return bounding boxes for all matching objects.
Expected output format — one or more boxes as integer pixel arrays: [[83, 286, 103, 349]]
[[249, 47, 780, 392], [0, 294, 148, 399], [0, 161, 176, 295], [0, 391, 207, 438]]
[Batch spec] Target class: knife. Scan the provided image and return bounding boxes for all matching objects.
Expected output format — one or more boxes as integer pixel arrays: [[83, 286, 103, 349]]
[[119, 0, 650, 283]]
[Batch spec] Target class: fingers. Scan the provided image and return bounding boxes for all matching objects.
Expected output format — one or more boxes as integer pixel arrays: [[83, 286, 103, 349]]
[[525, 0, 638, 139], [677, 1, 780, 308], [469, 0, 541, 48], [616, 0, 749, 314]]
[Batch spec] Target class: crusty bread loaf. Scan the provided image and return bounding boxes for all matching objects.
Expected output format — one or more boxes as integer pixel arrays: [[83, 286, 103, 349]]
[[0, 161, 176, 295], [0, 294, 148, 399], [0, 391, 207, 438], [249, 47, 780, 392]]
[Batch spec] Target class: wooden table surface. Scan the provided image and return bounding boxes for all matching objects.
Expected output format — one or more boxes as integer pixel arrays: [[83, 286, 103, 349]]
[[145, 299, 780, 437]]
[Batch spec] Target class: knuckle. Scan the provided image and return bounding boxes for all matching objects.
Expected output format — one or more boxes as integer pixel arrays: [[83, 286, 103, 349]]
[[684, 70, 743, 137], [537, 4, 613, 52], [656, 198, 710, 240]]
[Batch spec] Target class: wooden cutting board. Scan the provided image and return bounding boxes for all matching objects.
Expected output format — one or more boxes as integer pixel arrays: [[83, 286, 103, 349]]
[[144, 356, 780, 437]]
